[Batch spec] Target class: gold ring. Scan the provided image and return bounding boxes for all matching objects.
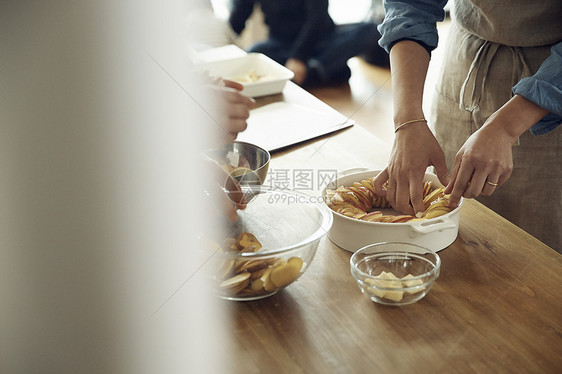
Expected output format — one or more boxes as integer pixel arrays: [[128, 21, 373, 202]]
[[486, 180, 498, 187]]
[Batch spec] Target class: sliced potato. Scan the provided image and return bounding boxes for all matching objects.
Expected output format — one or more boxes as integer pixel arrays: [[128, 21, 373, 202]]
[[270, 257, 303, 288]]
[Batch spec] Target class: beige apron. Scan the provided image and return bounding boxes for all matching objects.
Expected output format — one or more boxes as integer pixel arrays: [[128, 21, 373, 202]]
[[431, 0, 562, 251]]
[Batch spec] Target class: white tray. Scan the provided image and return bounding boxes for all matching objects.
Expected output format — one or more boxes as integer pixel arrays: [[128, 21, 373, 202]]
[[195, 53, 294, 97]]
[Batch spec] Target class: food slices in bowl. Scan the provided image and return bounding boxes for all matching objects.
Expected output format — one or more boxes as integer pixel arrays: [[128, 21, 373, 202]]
[[325, 176, 453, 223], [214, 232, 305, 299]]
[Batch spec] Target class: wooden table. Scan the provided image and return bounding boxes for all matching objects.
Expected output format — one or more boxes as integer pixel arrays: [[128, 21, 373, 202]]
[[225, 83, 562, 373]]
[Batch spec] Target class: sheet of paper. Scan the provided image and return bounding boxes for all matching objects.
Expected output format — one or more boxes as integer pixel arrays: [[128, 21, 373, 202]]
[[236, 102, 354, 152]]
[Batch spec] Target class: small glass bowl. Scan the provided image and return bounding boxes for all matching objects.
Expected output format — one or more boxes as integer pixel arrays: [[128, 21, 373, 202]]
[[350, 242, 441, 306]]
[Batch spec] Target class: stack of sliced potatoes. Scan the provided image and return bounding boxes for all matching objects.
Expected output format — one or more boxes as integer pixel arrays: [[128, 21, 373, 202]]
[[365, 271, 425, 302], [215, 232, 304, 298], [327, 178, 454, 223]]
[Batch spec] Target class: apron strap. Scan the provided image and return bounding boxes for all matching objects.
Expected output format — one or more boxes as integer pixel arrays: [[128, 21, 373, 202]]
[[458, 40, 532, 145], [511, 46, 532, 86], [459, 41, 499, 124]]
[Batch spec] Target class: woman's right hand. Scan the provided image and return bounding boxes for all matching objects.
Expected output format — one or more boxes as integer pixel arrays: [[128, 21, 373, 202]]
[[374, 40, 450, 216], [373, 123, 450, 215]]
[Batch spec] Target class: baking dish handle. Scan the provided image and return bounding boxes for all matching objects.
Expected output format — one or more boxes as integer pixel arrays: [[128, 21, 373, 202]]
[[409, 217, 457, 234]]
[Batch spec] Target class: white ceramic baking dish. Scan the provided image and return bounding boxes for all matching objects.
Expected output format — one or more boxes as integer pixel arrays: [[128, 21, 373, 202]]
[[322, 169, 462, 253], [195, 53, 294, 97]]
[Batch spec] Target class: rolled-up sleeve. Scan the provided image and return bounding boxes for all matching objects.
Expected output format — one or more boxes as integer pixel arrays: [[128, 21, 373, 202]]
[[513, 42, 562, 135], [377, 0, 448, 53]]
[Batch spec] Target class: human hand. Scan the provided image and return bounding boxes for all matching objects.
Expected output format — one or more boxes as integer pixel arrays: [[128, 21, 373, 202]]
[[285, 58, 307, 85], [445, 120, 514, 209], [444, 94, 551, 208], [373, 124, 450, 215], [207, 78, 255, 143], [206, 158, 247, 222]]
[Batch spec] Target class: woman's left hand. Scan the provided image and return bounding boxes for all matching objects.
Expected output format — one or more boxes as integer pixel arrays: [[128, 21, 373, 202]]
[[445, 119, 514, 209], [445, 94, 550, 209]]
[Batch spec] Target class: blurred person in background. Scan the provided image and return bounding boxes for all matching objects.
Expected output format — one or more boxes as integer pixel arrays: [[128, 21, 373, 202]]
[[228, 0, 390, 87], [373, 0, 562, 250]]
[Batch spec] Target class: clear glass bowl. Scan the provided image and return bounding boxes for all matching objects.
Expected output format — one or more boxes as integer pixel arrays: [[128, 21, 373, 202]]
[[350, 242, 441, 306], [211, 188, 333, 301]]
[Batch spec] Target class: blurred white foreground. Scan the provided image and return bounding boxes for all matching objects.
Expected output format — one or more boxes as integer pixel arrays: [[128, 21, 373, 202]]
[[0, 1, 229, 373]]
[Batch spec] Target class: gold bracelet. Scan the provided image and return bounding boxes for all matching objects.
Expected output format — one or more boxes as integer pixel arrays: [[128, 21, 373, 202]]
[[394, 118, 427, 133]]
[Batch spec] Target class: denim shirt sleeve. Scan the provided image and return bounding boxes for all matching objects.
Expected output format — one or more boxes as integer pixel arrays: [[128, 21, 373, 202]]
[[377, 0, 448, 53], [513, 42, 562, 135]]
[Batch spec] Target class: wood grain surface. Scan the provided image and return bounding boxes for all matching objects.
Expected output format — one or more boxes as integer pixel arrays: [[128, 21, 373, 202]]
[[224, 84, 562, 374]]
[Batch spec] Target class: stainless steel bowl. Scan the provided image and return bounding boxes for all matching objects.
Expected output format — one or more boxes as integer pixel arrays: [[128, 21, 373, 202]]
[[225, 141, 270, 185], [205, 141, 270, 204], [205, 141, 270, 184]]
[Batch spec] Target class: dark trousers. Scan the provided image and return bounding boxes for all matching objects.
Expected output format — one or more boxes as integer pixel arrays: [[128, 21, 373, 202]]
[[248, 22, 388, 86]]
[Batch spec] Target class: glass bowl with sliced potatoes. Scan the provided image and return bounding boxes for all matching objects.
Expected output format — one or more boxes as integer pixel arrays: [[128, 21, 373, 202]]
[[209, 188, 333, 301], [350, 242, 440, 306]]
